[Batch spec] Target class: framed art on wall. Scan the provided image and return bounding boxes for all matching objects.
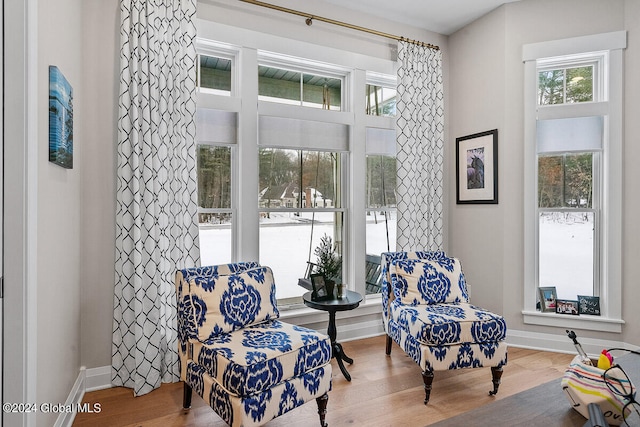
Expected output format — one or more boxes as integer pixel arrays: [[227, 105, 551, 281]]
[[456, 129, 498, 204], [49, 65, 74, 169]]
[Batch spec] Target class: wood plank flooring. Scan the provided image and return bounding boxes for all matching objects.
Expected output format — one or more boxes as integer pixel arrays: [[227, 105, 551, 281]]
[[73, 336, 574, 427]]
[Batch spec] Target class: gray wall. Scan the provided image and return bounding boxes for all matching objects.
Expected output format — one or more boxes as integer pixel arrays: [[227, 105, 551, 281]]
[[37, 0, 84, 424], [448, 0, 640, 346]]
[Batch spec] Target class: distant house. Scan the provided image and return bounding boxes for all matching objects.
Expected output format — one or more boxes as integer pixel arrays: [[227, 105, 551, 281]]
[[259, 184, 333, 208]]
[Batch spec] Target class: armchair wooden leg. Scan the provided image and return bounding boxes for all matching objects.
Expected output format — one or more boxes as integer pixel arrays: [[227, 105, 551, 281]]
[[422, 369, 434, 405], [489, 366, 503, 396], [316, 393, 329, 427], [183, 382, 192, 409], [385, 335, 392, 355]]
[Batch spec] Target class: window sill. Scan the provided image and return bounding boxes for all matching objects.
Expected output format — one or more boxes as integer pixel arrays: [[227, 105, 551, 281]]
[[522, 310, 624, 333]]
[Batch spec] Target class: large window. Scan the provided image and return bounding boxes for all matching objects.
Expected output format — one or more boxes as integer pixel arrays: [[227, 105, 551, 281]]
[[195, 31, 397, 308], [523, 32, 625, 331], [536, 57, 602, 301]]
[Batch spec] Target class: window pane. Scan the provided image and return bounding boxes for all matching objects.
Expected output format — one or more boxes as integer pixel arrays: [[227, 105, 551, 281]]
[[538, 153, 593, 208], [366, 84, 396, 117], [199, 55, 231, 95], [258, 65, 301, 105], [259, 65, 342, 110], [366, 155, 396, 208], [539, 212, 594, 298], [259, 148, 341, 209], [566, 66, 593, 103], [259, 212, 343, 301], [198, 145, 232, 209], [366, 210, 396, 256], [199, 212, 233, 265], [302, 74, 342, 110], [538, 70, 564, 105]]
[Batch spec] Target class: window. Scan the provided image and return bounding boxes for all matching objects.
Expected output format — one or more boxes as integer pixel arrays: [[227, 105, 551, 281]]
[[257, 114, 348, 305], [365, 72, 396, 117], [198, 54, 232, 96], [195, 29, 396, 309], [196, 108, 237, 265], [258, 65, 342, 110], [523, 32, 625, 331], [365, 127, 396, 295]]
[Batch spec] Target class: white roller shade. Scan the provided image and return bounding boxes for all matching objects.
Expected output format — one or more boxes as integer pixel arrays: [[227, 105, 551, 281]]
[[537, 116, 603, 153], [365, 127, 396, 156], [259, 115, 349, 151], [196, 109, 237, 144]]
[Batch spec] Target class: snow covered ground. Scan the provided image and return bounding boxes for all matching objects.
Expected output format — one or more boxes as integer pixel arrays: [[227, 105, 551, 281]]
[[539, 212, 594, 299], [199, 211, 396, 299], [199, 210, 593, 301]]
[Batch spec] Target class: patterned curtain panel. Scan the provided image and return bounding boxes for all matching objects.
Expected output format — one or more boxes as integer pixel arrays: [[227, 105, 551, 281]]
[[113, 0, 200, 397], [395, 41, 444, 251]]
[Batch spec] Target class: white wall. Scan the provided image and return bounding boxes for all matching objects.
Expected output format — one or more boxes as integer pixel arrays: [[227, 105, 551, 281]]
[[449, 0, 639, 347], [36, 0, 84, 424]]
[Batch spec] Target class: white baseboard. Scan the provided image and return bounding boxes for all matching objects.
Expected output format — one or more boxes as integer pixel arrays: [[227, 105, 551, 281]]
[[54, 367, 86, 427], [55, 366, 113, 427], [85, 366, 113, 392], [506, 328, 633, 358]]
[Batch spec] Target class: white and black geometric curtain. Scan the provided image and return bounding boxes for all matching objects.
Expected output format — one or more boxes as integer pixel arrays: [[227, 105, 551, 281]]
[[113, 0, 200, 397], [395, 41, 444, 251]]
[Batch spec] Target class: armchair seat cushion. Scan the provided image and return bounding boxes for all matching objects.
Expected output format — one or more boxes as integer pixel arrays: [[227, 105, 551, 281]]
[[191, 319, 332, 397], [391, 302, 507, 346]]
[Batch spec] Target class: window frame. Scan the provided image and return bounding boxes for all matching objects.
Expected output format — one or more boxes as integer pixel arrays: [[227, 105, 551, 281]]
[[522, 32, 625, 332]]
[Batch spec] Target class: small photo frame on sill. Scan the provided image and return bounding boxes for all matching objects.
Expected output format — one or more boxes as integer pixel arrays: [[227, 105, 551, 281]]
[[556, 299, 579, 315], [578, 295, 601, 316], [310, 273, 329, 301], [538, 286, 557, 312], [456, 129, 498, 204]]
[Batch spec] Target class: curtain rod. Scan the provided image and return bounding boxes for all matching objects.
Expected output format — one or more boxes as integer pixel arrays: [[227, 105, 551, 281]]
[[238, 0, 440, 51]]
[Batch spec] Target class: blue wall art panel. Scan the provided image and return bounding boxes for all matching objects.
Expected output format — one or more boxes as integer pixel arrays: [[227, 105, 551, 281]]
[[49, 65, 73, 169]]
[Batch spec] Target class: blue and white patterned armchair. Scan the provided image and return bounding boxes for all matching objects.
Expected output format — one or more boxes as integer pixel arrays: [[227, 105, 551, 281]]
[[176, 262, 332, 427], [381, 251, 508, 404]]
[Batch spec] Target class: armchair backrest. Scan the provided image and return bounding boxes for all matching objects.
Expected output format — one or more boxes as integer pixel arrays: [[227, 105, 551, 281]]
[[389, 257, 468, 305], [176, 262, 279, 343], [380, 251, 468, 319]]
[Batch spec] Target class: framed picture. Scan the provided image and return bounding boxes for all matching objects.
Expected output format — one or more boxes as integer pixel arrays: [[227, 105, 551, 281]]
[[556, 299, 579, 315], [456, 129, 498, 204], [310, 273, 329, 301], [49, 66, 74, 169], [538, 286, 557, 312], [578, 295, 601, 316]]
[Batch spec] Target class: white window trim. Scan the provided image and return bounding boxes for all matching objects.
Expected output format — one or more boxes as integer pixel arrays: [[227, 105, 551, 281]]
[[196, 19, 396, 303], [522, 31, 626, 333]]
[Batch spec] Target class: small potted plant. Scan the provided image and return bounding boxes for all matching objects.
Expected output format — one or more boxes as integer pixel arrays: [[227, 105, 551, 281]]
[[313, 234, 342, 298]]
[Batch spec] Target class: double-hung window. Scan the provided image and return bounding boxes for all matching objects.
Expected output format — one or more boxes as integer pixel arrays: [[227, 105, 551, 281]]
[[196, 45, 239, 265], [523, 32, 625, 331], [257, 57, 350, 306]]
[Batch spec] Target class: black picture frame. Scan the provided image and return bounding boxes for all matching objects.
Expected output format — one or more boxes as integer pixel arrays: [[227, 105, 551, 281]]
[[310, 273, 329, 301], [456, 129, 498, 204], [578, 295, 601, 316], [556, 299, 579, 315]]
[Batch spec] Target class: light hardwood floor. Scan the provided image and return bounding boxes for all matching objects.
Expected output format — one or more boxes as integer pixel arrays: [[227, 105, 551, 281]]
[[73, 336, 574, 427]]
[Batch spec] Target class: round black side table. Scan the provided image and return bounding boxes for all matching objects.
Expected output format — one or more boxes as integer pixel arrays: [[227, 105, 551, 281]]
[[303, 289, 363, 381]]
